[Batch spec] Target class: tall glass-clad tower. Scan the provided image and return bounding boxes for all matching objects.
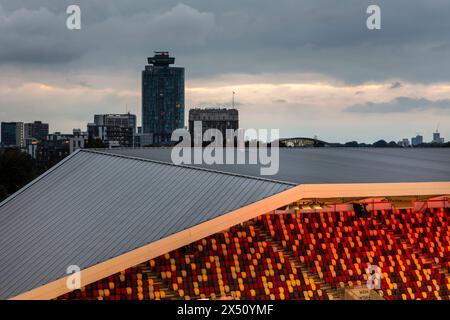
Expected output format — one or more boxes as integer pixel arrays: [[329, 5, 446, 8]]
[[142, 52, 185, 144]]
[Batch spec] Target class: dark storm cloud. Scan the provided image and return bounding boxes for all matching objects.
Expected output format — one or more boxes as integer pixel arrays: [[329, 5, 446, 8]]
[[345, 96, 450, 113], [1, 0, 450, 83]]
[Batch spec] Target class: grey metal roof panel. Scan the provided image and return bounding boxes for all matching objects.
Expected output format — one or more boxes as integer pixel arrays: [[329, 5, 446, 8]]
[[0, 150, 293, 300], [101, 148, 450, 184]]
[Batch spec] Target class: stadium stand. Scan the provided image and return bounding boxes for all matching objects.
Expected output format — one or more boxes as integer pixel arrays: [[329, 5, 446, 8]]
[[1, 148, 449, 300], [59, 207, 450, 300], [257, 208, 450, 300]]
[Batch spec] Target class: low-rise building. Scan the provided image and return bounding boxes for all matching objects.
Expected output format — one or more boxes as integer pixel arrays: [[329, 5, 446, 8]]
[[188, 108, 239, 145], [88, 113, 137, 147]]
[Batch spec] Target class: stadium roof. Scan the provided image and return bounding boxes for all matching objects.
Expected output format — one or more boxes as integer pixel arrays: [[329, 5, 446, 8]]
[[1, 148, 449, 300], [100, 148, 450, 184], [0, 150, 292, 300]]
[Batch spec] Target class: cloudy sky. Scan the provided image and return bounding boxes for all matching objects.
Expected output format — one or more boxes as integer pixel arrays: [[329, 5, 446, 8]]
[[0, 0, 449, 143]]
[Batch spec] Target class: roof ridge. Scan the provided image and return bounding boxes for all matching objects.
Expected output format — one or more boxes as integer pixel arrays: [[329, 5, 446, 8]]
[[81, 149, 297, 186]]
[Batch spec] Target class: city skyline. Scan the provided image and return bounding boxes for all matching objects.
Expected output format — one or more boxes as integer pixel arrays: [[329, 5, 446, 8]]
[[0, 84, 447, 145], [1, 117, 446, 146], [0, 1, 450, 142]]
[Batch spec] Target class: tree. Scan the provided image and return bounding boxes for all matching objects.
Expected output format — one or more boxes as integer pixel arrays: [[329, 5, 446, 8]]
[[0, 185, 8, 202], [85, 138, 104, 149], [388, 141, 399, 147], [344, 141, 359, 147], [0, 149, 36, 202], [373, 140, 388, 148]]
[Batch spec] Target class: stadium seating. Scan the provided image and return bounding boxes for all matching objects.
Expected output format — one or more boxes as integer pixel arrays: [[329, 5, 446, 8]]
[[256, 208, 450, 300], [147, 223, 326, 300], [59, 266, 162, 300], [60, 207, 450, 300]]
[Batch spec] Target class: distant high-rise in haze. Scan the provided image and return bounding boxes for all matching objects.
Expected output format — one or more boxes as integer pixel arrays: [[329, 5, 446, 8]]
[[411, 134, 424, 147], [142, 52, 185, 144], [433, 131, 445, 144]]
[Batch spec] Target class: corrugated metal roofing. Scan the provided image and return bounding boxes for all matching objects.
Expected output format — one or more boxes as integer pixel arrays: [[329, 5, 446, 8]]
[[101, 148, 450, 184], [0, 150, 293, 300]]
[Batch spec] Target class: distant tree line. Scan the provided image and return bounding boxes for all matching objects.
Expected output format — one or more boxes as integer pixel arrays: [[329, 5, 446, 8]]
[[337, 140, 401, 148], [330, 140, 450, 148], [0, 139, 129, 203]]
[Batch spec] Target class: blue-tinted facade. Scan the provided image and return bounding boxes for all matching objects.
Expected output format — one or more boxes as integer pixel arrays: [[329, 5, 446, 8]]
[[1, 122, 24, 147], [142, 52, 184, 144]]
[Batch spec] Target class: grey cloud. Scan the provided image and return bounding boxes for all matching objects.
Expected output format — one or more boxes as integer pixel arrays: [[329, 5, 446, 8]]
[[0, 1, 450, 82], [151, 3, 215, 45], [195, 101, 242, 108], [73, 80, 93, 89], [0, 5, 84, 64], [0, 2, 216, 66], [390, 82, 402, 89], [346, 97, 450, 113]]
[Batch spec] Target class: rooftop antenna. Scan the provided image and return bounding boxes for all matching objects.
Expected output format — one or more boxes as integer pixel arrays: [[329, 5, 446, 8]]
[[436, 122, 440, 133], [232, 91, 236, 109]]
